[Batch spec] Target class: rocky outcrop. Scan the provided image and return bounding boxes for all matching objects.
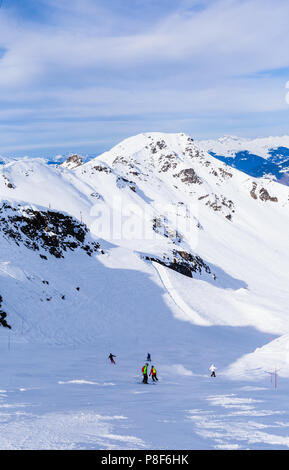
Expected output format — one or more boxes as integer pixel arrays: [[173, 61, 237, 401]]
[[143, 249, 215, 279], [152, 216, 182, 244], [116, 176, 136, 192], [2, 174, 15, 189], [0, 295, 11, 329], [250, 182, 258, 200], [218, 167, 233, 179], [174, 168, 202, 185], [0, 202, 103, 259], [93, 165, 112, 174], [90, 191, 104, 201], [158, 153, 178, 172], [250, 182, 278, 202], [149, 139, 167, 154], [259, 188, 278, 202], [61, 154, 83, 169], [204, 194, 235, 220]]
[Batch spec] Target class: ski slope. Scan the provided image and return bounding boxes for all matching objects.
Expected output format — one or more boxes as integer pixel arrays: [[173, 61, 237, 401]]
[[0, 132, 289, 449], [1, 331, 289, 450]]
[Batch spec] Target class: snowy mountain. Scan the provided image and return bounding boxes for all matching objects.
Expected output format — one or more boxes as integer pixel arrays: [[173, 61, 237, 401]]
[[198, 135, 289, 185], [1, 132, 289, 449]]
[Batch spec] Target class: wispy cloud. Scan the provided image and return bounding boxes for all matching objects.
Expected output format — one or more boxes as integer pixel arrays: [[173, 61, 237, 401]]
[[0, 0, 288, 156]]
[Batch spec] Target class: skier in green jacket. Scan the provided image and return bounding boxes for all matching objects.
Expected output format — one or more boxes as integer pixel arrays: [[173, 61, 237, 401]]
[[142, 363, 149, 383]]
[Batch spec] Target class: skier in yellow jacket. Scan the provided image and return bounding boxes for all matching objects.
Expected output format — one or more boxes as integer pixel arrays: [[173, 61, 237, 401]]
[[142, 363, 149, 383]]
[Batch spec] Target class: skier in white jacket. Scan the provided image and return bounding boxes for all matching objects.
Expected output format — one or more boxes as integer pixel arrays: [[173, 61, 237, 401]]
[[209, 364, 216, 377]]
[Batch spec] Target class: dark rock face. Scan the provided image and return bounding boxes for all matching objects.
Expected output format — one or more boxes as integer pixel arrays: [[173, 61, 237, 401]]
[[63, 154, 83, 168], [259, 188, 278, 202], [152, 217, 182, 244], [116, 176, 136, 192], [158, 153, 178, 172], [112, 156, 133, 167], [0, 203, 102, 259], [93, 165, 112, 174], [198, 194, 209, 201], [143, 249, 214, 279], [90, 192, 104, 200], [2, 175, 15, 189], [204, 195, 235, 220], [218, 168, 233, 179], [174, 168, 202, 185], [149, 139, 167, 154], [250, 182, 258, 200], [250, 182, 278, 202], [0, 295, 11, 329]]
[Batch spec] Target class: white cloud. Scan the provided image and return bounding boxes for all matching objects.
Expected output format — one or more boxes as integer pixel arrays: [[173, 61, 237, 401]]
[[1, 0, 289, 83], [0, 0, 288, 155]]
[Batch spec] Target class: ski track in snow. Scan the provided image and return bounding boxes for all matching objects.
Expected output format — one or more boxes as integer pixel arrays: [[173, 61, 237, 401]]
[[0, 410, 145, 450], [153, 262, 211, 327], [187, 392, 289, 449], [1, 378, 289, 450]]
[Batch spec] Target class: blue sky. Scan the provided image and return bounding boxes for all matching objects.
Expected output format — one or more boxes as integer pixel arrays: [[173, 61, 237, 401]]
[[0, 0, 289, 157]]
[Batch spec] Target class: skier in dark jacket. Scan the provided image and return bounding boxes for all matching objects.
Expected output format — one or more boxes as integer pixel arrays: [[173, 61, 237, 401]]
[[147, 353, 151, 362], [142, 363, 149, 383], [108, 353, 116, 364]]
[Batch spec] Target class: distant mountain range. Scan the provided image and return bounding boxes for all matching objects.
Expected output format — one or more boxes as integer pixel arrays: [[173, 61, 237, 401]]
[[197, 135, 289, 185]]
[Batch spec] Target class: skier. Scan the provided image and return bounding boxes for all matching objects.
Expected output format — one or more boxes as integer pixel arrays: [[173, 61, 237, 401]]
[[142, 363, 149, 383], [146, 353, 151, 362], [108, 353, 116, 364], [209, 363, 216, 377], [149, 365, 158, 382]]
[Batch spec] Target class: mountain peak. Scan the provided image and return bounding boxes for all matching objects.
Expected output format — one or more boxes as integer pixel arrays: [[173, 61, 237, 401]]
[[61, 154, 83, 169]]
